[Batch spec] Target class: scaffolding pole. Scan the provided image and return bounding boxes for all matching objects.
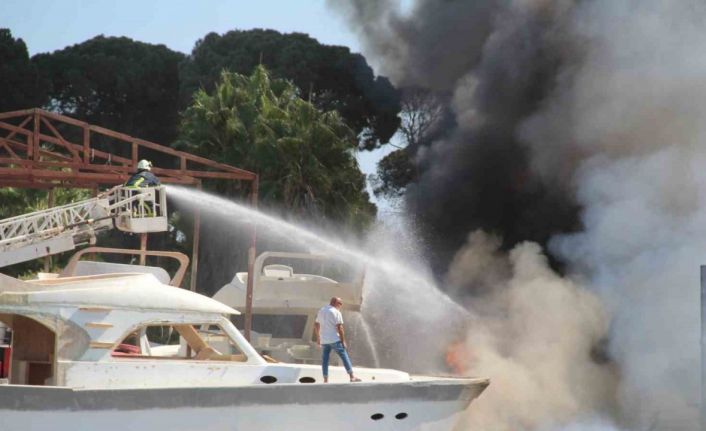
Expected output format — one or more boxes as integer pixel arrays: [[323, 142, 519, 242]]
[[244, 176, 259, 342], [189, 182, 202, 292]]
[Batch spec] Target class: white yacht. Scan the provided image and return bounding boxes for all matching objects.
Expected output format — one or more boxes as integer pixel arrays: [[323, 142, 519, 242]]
[[0, 186, 489, 430], [0, 271, 489, 431]]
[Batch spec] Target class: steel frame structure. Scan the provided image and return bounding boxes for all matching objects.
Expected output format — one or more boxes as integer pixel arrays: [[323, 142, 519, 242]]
[[0, 108, 260, 340]]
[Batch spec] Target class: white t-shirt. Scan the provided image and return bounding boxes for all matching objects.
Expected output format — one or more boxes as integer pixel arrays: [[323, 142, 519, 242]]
[[316, 305, 344, 344]]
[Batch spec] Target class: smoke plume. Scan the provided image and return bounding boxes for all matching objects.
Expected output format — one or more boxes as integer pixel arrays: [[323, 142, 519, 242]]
[[333, 0, 583, 272], [449, 233, 618, 430], [331, 0, 704, 429]]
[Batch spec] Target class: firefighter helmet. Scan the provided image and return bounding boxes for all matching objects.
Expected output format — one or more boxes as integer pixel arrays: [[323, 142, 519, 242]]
[[137, 159, 152, 171]]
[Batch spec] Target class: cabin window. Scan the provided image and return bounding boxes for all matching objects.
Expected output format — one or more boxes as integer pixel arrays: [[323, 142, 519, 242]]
[[113, 324, 247, 362], [231, 314, 307, 339], [0, 314, 55, 386]]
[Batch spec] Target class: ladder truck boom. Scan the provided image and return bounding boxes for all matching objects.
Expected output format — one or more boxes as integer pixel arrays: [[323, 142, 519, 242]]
[[0, 186, 168, 268]]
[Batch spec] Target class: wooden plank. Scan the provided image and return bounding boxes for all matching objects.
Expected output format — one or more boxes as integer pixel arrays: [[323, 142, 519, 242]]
[[89, 341, 115, 349], [173, 325, 209, 353], [79, 306, 112, 312], [84, 322, 114, 328]]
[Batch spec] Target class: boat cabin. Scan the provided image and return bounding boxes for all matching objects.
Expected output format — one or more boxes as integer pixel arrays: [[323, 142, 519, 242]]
[[213, 252, 365, 363], [0, 272, 266, 388]]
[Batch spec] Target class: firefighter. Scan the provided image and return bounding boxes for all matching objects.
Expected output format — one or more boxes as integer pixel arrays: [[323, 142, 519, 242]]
[[124, 160, 161, 217], [125, 159, 160, 188]]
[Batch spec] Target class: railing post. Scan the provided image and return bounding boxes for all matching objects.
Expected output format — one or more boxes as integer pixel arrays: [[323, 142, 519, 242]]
[[139, 233, 147, 266], [131, 140, 138, 166], [83, 127, 90, 164]]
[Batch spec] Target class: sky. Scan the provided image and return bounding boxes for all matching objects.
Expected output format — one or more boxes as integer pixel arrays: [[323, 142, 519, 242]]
[[3, 0, 361, 56], [2, 0, 399, 212]]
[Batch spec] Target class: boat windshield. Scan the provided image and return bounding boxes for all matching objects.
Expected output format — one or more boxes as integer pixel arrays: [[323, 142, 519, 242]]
[[231, 314, 308, 340], [112, 323, 247, 362]]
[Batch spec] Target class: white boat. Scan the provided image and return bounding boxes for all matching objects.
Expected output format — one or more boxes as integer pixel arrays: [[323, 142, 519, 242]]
[[0, 270, 489, 431]]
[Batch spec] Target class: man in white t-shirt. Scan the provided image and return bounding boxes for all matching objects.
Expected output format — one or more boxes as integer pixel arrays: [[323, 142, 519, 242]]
[[314, 297, 361, 383]]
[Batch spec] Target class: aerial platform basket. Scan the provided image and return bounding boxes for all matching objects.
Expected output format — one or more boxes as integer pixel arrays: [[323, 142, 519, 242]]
[[112, 186, 168, 233]]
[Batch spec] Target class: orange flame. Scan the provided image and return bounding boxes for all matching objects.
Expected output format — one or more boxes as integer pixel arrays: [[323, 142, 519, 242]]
[[445, 341, 472, 375]]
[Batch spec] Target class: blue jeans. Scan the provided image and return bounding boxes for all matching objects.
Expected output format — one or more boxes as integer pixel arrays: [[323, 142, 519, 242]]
[[322, 341, 353, 377]]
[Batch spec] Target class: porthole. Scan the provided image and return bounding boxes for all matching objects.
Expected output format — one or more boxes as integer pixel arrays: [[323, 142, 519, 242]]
[[395, 413, 408, 420], [298, 376, 316, 383], [370, 413, 384, 421], [260, 375, 277, 384]]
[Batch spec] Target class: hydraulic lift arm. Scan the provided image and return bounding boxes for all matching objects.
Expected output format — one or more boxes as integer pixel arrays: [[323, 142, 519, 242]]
[[0, 186, 168, 267]]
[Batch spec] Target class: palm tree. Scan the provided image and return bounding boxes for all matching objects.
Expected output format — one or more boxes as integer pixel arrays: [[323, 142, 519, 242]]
[[177, 66, 375, 229]]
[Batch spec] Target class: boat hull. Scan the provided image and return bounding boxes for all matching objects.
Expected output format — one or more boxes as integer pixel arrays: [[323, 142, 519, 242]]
[[0, 378, 488, 431]]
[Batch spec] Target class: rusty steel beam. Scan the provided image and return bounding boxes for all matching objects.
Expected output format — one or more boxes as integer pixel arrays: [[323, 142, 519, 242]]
[[244, 177, 259, 342], [0, 108, 35, 121], [139, 233, 148, 266], [190, 181, 203, 292], [40, 116, 82, 161], [0, 109, 258, 184], [40, 109, 255, 177], [0, 108, 259, 308], [1, 115, 32, 143]]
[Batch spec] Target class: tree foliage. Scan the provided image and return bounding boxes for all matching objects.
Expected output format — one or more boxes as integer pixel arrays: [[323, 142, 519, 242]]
[[372, 87, 445, 198], [177, 66, 376, 229], [33, 36, 185, 145], [179, 29, 400, 150], [373, 148, 416, 198], [0, 29, 47, 112], [398, 87, 444, 149]]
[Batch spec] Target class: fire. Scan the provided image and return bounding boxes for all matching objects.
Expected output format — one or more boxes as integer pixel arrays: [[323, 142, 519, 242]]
[[445, 341, 472, 375]]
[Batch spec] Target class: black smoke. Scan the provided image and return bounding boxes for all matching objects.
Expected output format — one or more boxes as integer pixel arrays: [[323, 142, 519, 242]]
[[330, 0, 586, 279]]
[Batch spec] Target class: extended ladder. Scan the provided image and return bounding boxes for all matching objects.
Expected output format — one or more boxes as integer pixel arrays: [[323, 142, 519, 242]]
[[0, 186, 167, 267]]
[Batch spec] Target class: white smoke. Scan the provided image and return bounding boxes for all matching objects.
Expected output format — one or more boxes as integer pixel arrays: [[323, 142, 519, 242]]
[[333, 0, 705, 429], [521, 0, 705, 428], [449, 234, 617, 431]]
